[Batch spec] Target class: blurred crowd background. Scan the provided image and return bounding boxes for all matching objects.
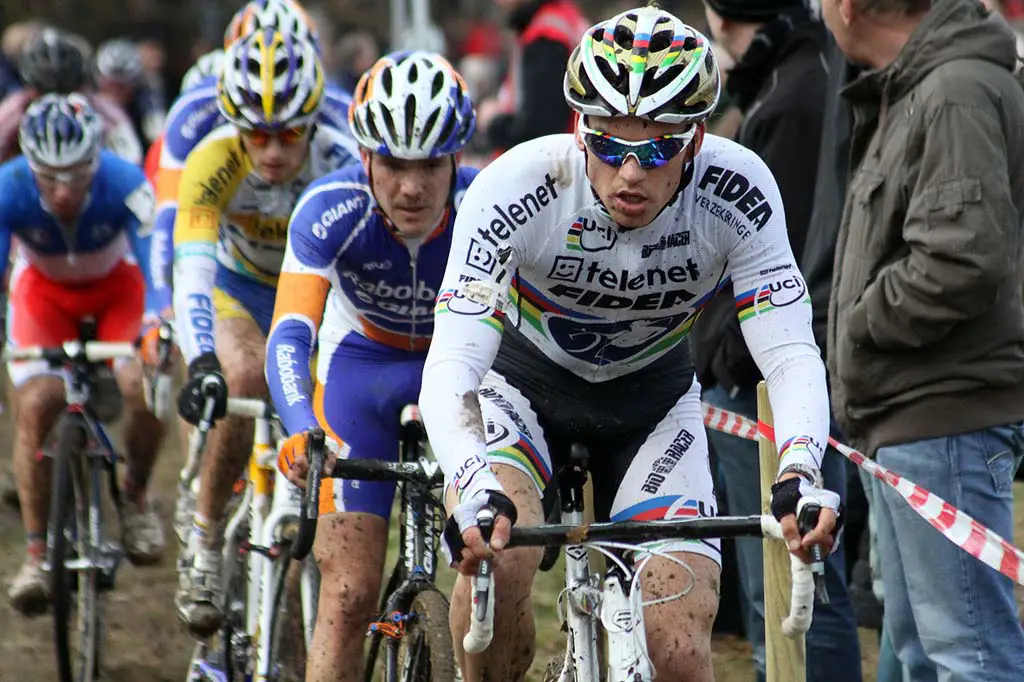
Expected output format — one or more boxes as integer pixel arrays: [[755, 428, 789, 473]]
[[0, 1, 709, 108]]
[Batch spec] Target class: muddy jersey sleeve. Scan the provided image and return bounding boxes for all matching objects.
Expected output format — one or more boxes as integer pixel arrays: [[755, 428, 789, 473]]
[[419, 142, 561, 501], [715, 157, 830, 475]]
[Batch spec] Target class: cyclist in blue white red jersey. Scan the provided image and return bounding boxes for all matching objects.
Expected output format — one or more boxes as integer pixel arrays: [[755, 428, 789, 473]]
[[3, 94, 167, 615], [268, 50, 476, 681], [413, 7, 842, 681], [150, 0, 356, 314]]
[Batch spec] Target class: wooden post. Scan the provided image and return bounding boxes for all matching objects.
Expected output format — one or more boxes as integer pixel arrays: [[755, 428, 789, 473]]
[[757, 381, 806, 682]]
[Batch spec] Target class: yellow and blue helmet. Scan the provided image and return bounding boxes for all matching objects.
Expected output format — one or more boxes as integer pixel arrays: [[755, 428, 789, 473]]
[[218, 29, 324, 130], [223, 0, 319, 51]]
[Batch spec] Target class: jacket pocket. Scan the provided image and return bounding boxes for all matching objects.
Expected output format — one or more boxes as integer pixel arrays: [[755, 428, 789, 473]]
[[924, 177, 981, 219], [838, 170, 886, 307]]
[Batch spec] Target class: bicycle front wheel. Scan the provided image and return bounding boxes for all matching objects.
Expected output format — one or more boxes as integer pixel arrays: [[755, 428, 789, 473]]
[[397, 588, 456, 682], [266, 557, 309, 682], [50, 419, 103, 682]]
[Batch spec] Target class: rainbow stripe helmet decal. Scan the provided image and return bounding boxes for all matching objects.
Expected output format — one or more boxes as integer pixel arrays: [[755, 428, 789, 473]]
[[565, 6, 720, 124]]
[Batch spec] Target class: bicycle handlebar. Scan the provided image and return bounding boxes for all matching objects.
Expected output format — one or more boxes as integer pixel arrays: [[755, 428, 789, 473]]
[[3, 340, 137, 364], [329, 457, 445, 486], [291, 427, 324, 561], [463, 512, 818, 656]]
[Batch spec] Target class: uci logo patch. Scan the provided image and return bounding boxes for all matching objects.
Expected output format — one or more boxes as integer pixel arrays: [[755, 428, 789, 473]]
[[566, 216, 616, 252]]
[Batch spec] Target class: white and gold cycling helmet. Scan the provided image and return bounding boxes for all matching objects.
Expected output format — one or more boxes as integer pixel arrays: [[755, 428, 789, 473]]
[[223, 0, 319, 51], [217, 29, 324, 130], [564, 6, 720, 124]]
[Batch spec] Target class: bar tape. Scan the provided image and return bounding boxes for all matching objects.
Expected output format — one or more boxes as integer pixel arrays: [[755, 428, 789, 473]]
[[701, 402, 1024, 587]]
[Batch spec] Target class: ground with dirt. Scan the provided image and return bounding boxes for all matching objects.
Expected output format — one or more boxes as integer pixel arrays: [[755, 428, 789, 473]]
[[1, 410, 1019, 681]]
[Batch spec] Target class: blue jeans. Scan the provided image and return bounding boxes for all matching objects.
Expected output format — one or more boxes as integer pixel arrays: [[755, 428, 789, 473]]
[[873, 425, 1024, 682], [703, 384, 862, 682]]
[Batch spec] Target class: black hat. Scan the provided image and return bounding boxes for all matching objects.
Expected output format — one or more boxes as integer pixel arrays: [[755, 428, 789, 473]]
[[704, 0, 808, 22]]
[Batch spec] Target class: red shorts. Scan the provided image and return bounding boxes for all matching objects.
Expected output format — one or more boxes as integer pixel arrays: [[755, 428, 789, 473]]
[[7, 260, 144, 385]]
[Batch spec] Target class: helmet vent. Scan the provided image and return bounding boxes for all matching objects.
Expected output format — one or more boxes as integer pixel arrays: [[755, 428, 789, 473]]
[[650, 30, 672, 53], [404, 94, 417, 148], [613, 25, 634, 50], [596, 57, 625, 91], [379, 105, 399, 147], [431, 70, 445, 98], [422, 109, 441, 147], [641, 64, 683, 97], [685, 36, 699, 51], [408, 61, 419, 83], [381, 67, 393, 97], [364, 109, 381, 143]]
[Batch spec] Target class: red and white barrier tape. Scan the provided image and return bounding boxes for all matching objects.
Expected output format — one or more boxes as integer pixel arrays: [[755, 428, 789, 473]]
[[701, 402, 1024, 587]]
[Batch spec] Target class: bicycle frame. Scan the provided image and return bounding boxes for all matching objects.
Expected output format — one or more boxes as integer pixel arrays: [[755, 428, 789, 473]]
[[188, 400, 318, 682], [4, 328, 138, 682], [41, 338, 130, 585], [554, 451, 601, 682], [367, 408, 446, 681]]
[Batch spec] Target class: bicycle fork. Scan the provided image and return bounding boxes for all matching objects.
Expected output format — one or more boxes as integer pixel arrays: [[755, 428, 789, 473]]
[[558, 461, 600, 682], [557, 452, 653, 682]]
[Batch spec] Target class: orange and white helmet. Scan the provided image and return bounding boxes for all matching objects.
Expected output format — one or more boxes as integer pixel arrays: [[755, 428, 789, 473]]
[[223, 0, 319, 51]]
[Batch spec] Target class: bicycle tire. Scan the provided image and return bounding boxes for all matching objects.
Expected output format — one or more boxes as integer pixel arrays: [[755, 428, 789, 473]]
[[51, 419, 102, 682], [396, 588, 456, 682], [266, 558, 307, 682]]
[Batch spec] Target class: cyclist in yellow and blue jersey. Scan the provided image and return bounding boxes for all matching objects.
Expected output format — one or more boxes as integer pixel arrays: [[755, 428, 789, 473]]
[[171, 28, 359, 639], [149, 0, 357, 317]]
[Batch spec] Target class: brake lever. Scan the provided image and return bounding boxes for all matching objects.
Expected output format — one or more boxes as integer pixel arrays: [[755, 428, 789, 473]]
[[797, 500, 830, 605]]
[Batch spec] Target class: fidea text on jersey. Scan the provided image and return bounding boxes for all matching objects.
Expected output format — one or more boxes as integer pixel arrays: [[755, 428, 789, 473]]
[[474, 172, 560, 248], [696, 165, 774, 232]]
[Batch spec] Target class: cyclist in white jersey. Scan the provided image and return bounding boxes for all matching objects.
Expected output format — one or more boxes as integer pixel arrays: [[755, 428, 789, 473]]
[[418, 7, 841, 681]]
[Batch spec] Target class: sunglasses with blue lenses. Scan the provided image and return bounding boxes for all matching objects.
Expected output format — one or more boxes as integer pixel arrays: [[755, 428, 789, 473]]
[[579, 122, 696, 170]]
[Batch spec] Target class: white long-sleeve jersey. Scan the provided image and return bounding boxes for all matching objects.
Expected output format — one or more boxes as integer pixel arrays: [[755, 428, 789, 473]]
[[420, 133, 830, 500]]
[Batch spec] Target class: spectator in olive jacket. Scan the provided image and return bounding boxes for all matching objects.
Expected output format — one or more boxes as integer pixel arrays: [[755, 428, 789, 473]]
[[823, 0, 1024, 679]]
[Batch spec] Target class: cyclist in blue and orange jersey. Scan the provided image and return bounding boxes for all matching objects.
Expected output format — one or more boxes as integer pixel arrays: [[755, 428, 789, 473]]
[[171, 28, 360, 639], [267, 51, 476, 682], [2, 94, 168, 615], [150, 0, 355, 321]]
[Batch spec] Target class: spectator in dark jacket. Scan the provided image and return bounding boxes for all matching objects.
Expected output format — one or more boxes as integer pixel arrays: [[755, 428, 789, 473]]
[[693, 3, 862, 681], [801, 32, 907, 682], [475, 0, 589, 154], [823, 0, 1024, 679]]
